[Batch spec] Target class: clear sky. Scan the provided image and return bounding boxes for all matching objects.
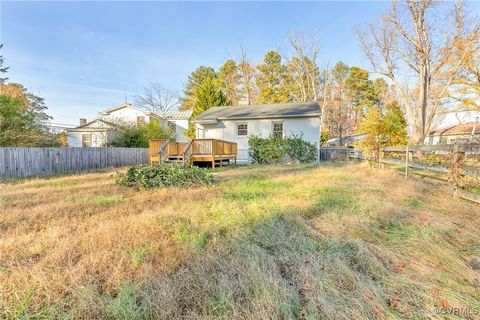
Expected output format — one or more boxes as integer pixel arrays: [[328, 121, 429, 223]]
[[0, 1, 415, 125]]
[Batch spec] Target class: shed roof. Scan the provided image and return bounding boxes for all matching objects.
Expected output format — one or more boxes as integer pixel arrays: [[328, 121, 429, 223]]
[[193, 102, 320, 123], [157, 110, 192, 119], [325, 133, 367, 146], [428, 122, 479, 136]]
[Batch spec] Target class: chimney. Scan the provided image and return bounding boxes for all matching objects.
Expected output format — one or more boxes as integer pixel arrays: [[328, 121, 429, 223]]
[[80, 118, 87, 126]]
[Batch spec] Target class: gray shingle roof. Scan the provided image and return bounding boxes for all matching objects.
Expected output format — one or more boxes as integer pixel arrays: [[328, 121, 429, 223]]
[[193, 102, 320, 123]]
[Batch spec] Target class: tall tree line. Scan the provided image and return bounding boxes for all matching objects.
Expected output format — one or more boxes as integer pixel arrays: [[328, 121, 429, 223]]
[[139, 1, 480, 144]]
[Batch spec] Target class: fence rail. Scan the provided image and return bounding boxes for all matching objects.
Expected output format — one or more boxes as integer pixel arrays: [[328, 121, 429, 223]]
[[319, 143, 480, 204], [0, 147, 149, 179]]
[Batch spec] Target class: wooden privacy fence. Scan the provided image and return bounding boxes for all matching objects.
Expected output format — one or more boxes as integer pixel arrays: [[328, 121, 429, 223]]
[[0, 147, 149, 179], [318, 147, 349, 162]]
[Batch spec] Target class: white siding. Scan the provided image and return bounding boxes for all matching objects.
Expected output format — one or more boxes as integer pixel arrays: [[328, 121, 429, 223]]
[[67, 131, 110, 147], [162, 119, 189, 142], [196, 117, 320, 163]]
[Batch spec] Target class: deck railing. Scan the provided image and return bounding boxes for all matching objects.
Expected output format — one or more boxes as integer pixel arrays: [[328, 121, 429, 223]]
[[149, 138, 238, 165], [188, 139, 237, 157]]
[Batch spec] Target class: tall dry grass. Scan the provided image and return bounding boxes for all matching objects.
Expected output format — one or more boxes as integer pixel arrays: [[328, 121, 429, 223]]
[[0, 164, 479, 319]]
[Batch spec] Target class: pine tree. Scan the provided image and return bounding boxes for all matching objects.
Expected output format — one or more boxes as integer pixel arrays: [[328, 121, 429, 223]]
[[186, 78, 230, 138], [256, 51, 289, 104], [180, 66, 217, 110]]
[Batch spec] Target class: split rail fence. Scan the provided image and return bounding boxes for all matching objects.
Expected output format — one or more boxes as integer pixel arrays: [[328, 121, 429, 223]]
[[319, 144, 480, 204]]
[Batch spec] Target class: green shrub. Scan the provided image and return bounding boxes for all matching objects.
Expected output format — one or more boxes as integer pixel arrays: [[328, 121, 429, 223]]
[[115, 164, 214, 189], [110, 120, 174, 148], [284, 134, 318, 163], [248, 133, 317, 164]]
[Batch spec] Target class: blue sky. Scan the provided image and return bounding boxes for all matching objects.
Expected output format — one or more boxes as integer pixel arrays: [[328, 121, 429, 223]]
[[2, 1, 400, 125]]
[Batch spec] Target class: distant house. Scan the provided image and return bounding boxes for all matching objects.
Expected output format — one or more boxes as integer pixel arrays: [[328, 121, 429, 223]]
[[425, 122, 479, 145], [66, 103, 192, 147], [193, 102, 321, 163]]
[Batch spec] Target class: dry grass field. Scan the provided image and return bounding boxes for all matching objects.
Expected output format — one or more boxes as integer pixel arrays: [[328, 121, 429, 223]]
[[1, 163, 479, 319]]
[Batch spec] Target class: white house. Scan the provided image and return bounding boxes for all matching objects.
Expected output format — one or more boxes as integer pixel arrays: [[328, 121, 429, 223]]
[[67, 103, 192, 147], [425, 122, 479, 145], [193, 102, 321, 163]]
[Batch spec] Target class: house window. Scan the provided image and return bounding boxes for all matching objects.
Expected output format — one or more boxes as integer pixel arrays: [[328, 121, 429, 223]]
[[167, 121, 177, 132], [272, 121, 283, 138], [137, 116, 145, 125], [82, 134, 92, 147], [237, 123, 248, 136]]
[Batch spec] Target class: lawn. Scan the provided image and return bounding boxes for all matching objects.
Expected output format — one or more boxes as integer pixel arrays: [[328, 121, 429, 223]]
[[0, 164, 479, 319]]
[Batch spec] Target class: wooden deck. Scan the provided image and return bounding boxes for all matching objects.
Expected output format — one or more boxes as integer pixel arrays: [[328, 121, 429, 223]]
[[149, 138, 237, 168]]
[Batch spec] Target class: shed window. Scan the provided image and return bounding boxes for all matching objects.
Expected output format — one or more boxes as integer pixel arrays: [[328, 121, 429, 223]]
[[237, 123, 248, 136], [82, 134, 92, 147], [137, 116, 145, 125], [167, 121, 177, 132], [272, 122, 283, 138]]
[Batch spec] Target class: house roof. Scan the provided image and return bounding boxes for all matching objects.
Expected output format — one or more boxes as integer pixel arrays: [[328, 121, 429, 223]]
[[193, 102, 321, 123], [98, 103, 148, 115], [66, 119, 116, 132], [98, 103, 191, 119], [428, 122, 479, 136]]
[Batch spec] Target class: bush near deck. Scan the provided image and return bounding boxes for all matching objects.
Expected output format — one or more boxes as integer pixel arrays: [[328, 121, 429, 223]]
[[115, 164, 214, 189]]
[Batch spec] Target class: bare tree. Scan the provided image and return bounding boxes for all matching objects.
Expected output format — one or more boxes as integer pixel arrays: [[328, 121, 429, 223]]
[[237, 46, 257, 105], [135, 83, 179, 116], [285, 31, 321, 102], [357, 0, 479, 144]]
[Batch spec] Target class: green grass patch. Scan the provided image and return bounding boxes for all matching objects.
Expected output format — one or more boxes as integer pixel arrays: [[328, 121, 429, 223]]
[[129, 246, 150, 268], [95, 195, 123, 206], [223, 190, 266, 201], [105, 282, 146, 320], [306, 187, 358, 217], [66, 194, 124, 206], [32, 180, 77, 188], [169, 218, 210, 250], [404, 197, 423, 208]]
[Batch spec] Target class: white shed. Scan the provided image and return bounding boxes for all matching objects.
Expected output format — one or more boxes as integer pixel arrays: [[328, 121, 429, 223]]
[[193, 102, 321, 163]]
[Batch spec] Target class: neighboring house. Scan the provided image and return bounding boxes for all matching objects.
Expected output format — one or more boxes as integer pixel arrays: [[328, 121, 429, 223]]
[[67, 103, 192, 147], [324, 133, 367, 147], [425, 122, 480, 145], [193, 102, 321, 163]]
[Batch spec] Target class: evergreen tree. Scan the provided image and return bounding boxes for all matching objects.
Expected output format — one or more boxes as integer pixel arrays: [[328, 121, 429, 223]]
[[216, 60, 240, 105], [186, 78, 230, 138], [180, 66, 217, 110], [256, 51, 289, 104], [345, 66, 375, 126]]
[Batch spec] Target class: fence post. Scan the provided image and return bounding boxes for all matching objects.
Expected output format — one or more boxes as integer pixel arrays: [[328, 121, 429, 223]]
[[379, 150, 385, 169], [405, 146, 409, 179], [452, 144, 465, 196]]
